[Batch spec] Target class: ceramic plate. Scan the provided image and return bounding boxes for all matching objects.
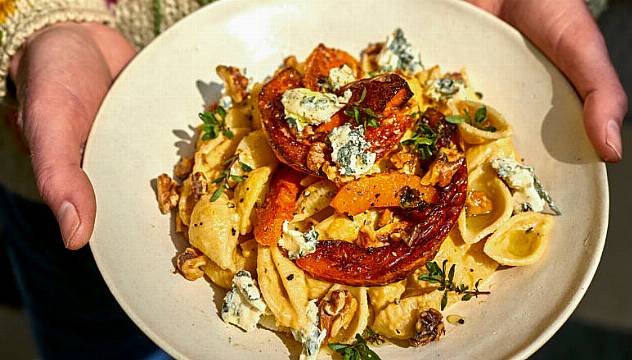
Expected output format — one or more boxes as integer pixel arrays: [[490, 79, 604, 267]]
[[84, 0, 608, 359]]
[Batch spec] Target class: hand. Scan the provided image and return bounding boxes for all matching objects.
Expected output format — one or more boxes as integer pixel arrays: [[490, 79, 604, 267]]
[[467, 0, 627, 162], [10, 22, 136, 249]]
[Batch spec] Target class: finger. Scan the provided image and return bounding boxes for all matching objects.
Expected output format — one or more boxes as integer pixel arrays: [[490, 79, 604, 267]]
[[498, 0, 627, 161], [16, 26, 113, 249], [20, 84, 99, 249]]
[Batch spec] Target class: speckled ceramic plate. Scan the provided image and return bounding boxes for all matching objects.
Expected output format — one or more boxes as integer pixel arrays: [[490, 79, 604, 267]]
[[83, 0, 608, 359]]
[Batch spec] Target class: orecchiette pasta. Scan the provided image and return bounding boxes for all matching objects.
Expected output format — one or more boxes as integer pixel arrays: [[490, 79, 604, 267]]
[[458, 166, 513, 244]]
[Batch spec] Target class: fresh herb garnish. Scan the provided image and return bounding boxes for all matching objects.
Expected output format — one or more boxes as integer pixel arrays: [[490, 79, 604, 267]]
[[209, 154, 251, 202], [344, 87, 382, 130], [447, 105, 496, 132], [402, 120, 437, 161], [362, 327, 386, 346], [199, 106, 234, 141], [329, 334, 382, 360], [419, 260, 491, 310]]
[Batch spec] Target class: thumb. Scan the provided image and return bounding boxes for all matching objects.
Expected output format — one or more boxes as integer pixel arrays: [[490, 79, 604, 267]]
[[21, 87, 97, 250], [496, 0, 628, 161]]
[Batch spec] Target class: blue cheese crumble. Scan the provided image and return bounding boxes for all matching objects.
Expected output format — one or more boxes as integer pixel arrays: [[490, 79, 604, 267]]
[[377, 28, 424, 74], [282, 88, 352, 131], [328, 124, 376, 176], [328, 64, 356, 91], [220, 270, 267, 332], [218, 94, 233, 110], [491, 157, 561, 215], [292, 300, 327, 360], [426, 77, 467, 102], [279, 221, 319, 260]]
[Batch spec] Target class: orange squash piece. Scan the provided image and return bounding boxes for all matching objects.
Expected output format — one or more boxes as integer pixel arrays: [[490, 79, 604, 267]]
[[254, 166, 303, 246], [330, 173, 438, 216]]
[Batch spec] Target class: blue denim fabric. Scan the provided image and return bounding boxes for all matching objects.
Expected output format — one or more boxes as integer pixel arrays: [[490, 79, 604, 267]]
[[0, 185, 170, 360]]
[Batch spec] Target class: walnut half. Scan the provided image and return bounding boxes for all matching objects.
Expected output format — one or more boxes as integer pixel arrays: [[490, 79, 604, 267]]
[[176, 247, 208, 281], [319, 290, 358, 341], [410, 308, 445, 347], [157, 174, 180, 214]]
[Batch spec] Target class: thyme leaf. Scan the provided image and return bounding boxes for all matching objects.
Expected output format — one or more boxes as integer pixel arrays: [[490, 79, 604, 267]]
[[402, 120, 437, 161], [419, 260, 491, 310], [199, 105, 233, 141], [329, 334, 382, 360], [209, 153, 251, 202], [344, 86, 381, 130]]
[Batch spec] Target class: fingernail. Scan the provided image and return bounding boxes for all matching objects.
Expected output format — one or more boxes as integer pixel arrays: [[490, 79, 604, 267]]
[[605, 120, 623, 162], [58, 201, 80, 248]]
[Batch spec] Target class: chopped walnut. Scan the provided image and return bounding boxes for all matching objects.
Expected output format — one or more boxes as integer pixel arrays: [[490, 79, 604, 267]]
[[306, 142, 327, 173], [421, 148, 463, 187], [466, 190, 494, 216], [357, 227, 386, 248], [191, 172, 208, 200], [157, 174, 180, 214], [360, 42, 383, 73], [376, 209, 394, 228], [176, 247, 208, 281], [216, 65, 249, 104], [175, 213, 188, 234], [375, 221, 412, 245], [390, 148, 416, 169], [283, 55, 306, 74], [174, 156, 194, 179], [319, 290, 358, 341], [410, 308, 445, 347]]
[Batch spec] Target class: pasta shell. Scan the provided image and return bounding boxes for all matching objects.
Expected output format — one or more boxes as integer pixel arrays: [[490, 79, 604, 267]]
[[234, 166, 273, 235], [193, 128, 250, 181], [257, 246, 310, 329], [367, 280, 406, 313], [449, 100, 512, 145], [371, 292, 443, 339], [306, 275, 332, 300], [458, 166, 513, 244], [188, 193, 240, 271], [327, 285, 369, 344], [229, 130, 278, 176], [465, 137, 516, 171], [293, 180, 338, 222], [484, 212, 554, 266], [203, 256, 244, 290]]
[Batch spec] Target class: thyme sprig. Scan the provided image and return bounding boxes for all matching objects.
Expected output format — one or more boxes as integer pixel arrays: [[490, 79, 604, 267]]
[[199, 105, 234, 141], [419, 260, 491, 310], [401, 114, 437, 160], [209, 154, 251, 202], [445, 105, 496, 132], [329, 334, 382, 360], [344, 87, 381, 130]]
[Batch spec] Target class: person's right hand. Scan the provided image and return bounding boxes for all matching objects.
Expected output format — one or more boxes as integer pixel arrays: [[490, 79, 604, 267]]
[[10, 22, 136, 249]]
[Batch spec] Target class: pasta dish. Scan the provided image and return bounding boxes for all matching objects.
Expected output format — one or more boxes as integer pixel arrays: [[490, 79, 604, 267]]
[[155, 29, 560, 359]]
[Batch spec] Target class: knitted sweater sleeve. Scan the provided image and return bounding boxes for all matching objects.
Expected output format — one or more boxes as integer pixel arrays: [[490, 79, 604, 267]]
[[0, 0, 114, 97], [0, 0, 207, 96]]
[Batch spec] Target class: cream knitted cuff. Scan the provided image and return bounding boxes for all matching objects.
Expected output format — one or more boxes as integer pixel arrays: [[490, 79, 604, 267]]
[[114, 0, 201, 50], [0, 0, 115, 97]]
